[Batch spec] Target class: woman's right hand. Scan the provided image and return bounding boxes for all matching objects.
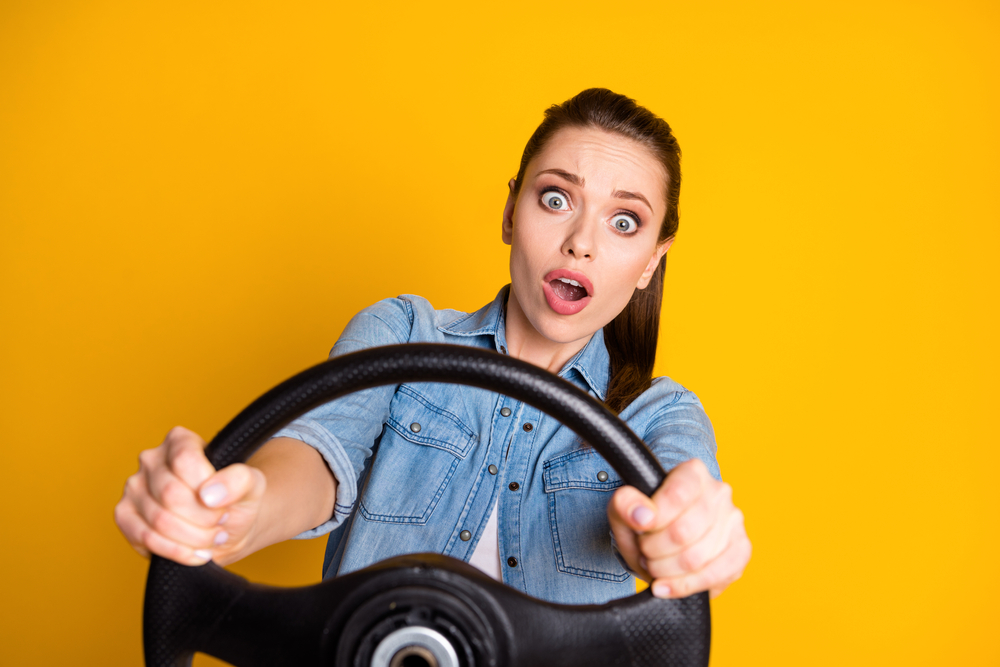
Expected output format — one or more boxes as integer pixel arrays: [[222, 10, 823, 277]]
[[114, 426, 267, 566]]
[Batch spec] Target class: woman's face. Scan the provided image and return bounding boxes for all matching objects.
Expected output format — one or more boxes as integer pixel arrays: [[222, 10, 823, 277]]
[[503, 126, 673, 345]]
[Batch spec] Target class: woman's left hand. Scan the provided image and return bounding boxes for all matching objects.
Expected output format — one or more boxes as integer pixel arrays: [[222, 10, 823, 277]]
[[607, 458, 751, 599]]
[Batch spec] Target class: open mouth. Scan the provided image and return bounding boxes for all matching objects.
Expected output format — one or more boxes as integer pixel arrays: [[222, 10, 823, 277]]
[[550, 277, 588, 301], [542, 270, 593, 315]]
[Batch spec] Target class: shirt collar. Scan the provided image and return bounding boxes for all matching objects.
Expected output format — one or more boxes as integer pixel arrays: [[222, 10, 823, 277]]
[[439, 285, 610, 400]]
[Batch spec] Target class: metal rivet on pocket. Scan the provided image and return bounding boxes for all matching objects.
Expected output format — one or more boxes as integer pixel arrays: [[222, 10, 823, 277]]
[[460, 530, 472, 541], [522, 423, 532, 432], [508, 482, 519, 491], [597, 471, 609, 482], [500, 407, 511, 417], [488, 464, 498, 475], [409, 422, 421, 433], [507, 556, 518, 567]]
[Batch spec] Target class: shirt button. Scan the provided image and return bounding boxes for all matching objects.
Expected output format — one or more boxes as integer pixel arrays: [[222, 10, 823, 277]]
[[460, 530, 472, 541], [507, 556, 518, 568], [522, 423, 533, 432], [500, 407, 511, 417], [488, 464, 498, 475], [597, 471, 609, 482], [508, 481, 520, 491], [500, 345, 507, 354], [409, 422, 421, 433]]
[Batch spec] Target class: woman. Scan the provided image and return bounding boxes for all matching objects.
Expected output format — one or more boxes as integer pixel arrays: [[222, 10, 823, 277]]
[[115, 88, 751, 605]]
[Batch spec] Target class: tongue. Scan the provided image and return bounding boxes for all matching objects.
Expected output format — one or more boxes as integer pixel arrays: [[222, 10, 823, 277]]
[[551, 280, 587, 301]]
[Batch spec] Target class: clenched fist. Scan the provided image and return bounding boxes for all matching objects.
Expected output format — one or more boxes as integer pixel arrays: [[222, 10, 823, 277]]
[[114, 426, 268, 566], [608, 458, 751, 599]]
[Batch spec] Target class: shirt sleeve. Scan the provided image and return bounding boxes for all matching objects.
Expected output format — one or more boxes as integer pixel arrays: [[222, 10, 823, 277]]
[[640, 383, 722, 482], [271, 297, 414, 538], [609, 382, 722, 578]]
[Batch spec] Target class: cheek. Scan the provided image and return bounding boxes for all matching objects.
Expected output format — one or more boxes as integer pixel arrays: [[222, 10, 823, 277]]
[[603, 245, 656, 291], [507, 231, 540, 299], [509, 215, 553, 272], [598, 279, 639, 323], [508, 226, 529, 271]]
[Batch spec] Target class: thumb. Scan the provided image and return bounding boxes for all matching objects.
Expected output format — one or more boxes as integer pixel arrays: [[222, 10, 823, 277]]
[[164, 426, 215, 490], [649, 458, 710, 529], [197, 463, 266, 510], [610, 485, 658, 533]]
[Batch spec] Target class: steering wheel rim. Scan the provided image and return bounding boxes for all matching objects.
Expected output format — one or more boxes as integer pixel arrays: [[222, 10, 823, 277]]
[[144, 343, 711, 666]]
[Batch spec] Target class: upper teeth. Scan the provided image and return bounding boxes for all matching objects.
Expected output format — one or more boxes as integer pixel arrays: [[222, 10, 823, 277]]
[[558, 278, 582, 288]]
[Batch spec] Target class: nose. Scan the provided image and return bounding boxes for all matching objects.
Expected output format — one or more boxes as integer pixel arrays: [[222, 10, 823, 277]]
[[561, 215, 596, 260]]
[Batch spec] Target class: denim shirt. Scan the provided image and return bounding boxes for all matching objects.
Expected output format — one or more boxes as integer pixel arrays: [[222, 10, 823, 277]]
[[273, 286, 720, 605]]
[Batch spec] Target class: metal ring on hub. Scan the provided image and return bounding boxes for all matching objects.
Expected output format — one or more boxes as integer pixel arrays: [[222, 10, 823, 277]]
[[370, 626, 460, 667]]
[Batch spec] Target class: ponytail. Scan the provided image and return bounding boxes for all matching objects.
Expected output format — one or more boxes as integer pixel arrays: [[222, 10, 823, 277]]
[[603, 255, 666, 413]]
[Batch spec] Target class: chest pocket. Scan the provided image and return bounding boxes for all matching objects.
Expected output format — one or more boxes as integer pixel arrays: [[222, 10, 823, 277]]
[[359, 384, 477, 524], [543, 448, 630, 582]]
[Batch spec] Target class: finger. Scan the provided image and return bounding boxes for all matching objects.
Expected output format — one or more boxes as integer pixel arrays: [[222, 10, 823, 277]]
[[645, 502, 738, 579], [114, 497, 151, 558], [639, 480, 731, 560], [114, 501, 213, 566], [164, 426, 215, 490], [650, 512, 751, 599], [198, 463, 266, 511], [609, 484, 658, 533], [648, 459, 712, 530], [607, 487, 651, 579], [136, 445, 165, 478], [134, 489, 228, 551], [145, 463, 223, 527]]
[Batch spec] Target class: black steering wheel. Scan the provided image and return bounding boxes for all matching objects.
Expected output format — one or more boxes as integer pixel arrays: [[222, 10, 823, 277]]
[[144, 344, 711, 666]]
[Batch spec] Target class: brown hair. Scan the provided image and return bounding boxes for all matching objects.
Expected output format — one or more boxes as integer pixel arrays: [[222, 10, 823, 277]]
[[513, 88, 681, 413]]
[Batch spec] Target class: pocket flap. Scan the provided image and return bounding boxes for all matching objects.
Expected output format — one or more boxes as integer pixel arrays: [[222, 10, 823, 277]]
[[543, 448, 623, 492], [385, 384, 477, 458]]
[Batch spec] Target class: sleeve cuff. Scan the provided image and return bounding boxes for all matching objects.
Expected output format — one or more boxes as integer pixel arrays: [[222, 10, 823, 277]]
[[271, 419, 360, 539]]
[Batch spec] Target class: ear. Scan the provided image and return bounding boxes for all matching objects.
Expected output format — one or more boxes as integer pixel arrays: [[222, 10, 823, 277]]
[[501, 178, 517, 245], [636, 236, 674, 290]]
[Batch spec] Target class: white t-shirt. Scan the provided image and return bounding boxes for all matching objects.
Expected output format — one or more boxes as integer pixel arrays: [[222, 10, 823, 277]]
[[467, 500, 502, 580]]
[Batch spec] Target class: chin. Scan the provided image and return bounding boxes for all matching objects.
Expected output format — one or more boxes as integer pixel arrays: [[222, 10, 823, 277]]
[[531, 311, 604, 345]]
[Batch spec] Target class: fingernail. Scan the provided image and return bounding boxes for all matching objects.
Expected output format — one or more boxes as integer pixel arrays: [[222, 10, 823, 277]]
[[214, 531, 229, 546], [194, 549, 213, 561], [652, 582, 672, 598], [632, 505, 654, 528], [217, 512, 230, 526], [200, 483, 227, 508]]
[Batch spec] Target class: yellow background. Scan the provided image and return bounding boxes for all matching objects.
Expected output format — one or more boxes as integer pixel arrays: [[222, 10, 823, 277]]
[[1, 1, 997, 664]]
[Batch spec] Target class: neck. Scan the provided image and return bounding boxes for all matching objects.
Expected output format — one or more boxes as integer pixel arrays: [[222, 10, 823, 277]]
[[504, 285, 592, 375]]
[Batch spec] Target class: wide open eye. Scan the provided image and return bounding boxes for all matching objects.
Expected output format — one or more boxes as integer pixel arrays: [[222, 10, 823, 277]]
[[611, 214, 639, 234], [541, 190, 570, 211]]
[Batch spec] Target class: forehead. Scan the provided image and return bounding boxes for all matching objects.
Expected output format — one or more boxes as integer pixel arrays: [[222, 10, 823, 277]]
[[528, 126, 667, 208]]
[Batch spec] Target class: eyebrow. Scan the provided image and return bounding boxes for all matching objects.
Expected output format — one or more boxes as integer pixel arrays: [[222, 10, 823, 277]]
[[612, 189, 653, 212], [537, 168, 654, 213], [537, 168, 584, 187]]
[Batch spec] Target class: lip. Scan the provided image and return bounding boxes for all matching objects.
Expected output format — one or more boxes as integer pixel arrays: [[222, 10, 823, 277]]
[[542, 269, 594, 316], [544, 269, 594, 296]]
